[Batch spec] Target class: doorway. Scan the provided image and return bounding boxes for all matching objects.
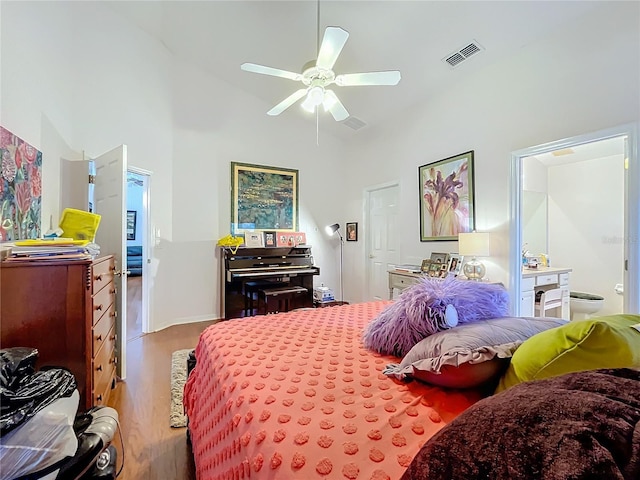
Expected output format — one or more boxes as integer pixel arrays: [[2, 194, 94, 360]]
[[365, 182, 400, 301], [510, 123, 639, 316], [126, 167, 151, 342]]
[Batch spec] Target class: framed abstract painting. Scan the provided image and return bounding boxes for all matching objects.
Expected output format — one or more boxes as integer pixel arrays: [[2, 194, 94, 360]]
[[418, 151, 475, 241], [231, 162, 299, 235]]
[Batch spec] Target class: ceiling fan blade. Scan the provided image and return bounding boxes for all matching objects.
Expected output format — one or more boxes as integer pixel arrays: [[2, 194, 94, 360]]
[[241, 63, 302, 81], [316, 27, 349, 71], [323, 90, 349, 121], [267, 89, 308, 116], [335, 71, 401, 86]]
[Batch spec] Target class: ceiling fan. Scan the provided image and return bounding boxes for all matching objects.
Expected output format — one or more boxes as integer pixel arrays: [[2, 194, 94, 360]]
[[241, 26, 401, 121]]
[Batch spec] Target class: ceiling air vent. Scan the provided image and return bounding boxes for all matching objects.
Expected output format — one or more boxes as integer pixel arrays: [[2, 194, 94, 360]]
[[343, 116, 367, 131], [443, 40, 484, 68]]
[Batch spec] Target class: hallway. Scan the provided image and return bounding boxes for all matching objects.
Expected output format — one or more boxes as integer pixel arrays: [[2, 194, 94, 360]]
[[127, 276, 143, 342]]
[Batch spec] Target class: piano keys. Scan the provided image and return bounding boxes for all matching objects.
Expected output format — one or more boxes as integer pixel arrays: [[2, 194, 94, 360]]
[[220, 245, 320, 319]]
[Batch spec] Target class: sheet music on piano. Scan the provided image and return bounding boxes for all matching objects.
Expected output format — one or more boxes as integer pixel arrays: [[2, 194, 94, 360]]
[[220, 245, 320, 319]]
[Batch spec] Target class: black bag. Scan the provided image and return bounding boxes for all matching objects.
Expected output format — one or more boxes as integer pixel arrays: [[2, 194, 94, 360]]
[[1, 347, 77, 436]]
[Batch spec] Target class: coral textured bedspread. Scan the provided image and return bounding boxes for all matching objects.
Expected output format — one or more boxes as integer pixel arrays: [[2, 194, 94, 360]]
[[184, 302, 483, 480]]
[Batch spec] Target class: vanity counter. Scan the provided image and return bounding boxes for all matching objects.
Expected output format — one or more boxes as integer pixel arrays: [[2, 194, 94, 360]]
[[522, 266, 573, 278], [521, 266, 573, 319]]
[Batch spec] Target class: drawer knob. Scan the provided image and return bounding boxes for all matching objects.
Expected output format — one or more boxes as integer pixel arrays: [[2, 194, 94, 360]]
[[95, 304, 103, 312], [109, 334, 117, 341], [96, 394, 103, 403], [95, 274, 103, 281], [110, 311, 116, 318], [110, 288, 116, 295], [96, 364, 103, 372], [96, 334, 102, 342]]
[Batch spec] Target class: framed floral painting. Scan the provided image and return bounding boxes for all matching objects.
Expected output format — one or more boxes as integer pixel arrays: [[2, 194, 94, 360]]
[[1, 127, 42, 240], [419, 151, 475, 241]]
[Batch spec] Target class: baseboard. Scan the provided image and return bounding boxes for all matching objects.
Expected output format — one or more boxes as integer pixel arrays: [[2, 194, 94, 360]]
[[153, 314, 221, 332]]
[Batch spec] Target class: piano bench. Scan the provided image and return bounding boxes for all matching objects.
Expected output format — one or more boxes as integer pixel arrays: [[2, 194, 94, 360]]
[[244, 280, 285, 316], [258, 286, 309, 314]]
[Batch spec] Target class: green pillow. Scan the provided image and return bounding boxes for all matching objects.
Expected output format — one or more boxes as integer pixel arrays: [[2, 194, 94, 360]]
[[496, 314, 640, 392]]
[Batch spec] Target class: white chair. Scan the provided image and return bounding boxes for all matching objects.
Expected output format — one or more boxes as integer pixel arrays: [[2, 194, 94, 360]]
[[535, 288, 563, 317]]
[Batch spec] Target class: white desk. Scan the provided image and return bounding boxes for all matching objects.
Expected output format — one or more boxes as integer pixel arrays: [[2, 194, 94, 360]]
[[388, 270, 500, 299], [521, 267, 572, 319], [388, 270, 425, 299]]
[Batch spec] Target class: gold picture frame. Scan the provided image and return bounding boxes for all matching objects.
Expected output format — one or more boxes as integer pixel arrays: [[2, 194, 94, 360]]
[[231, 162, 299, 234]]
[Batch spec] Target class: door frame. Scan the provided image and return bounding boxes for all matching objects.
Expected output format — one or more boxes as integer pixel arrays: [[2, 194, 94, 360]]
[[509, 123, 639, 315], [127, 166, 152, 335], [364, 180, 400, 301]]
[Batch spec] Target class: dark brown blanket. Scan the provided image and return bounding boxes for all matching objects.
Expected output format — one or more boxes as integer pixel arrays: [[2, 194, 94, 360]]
[[402, 368, 640, 480]]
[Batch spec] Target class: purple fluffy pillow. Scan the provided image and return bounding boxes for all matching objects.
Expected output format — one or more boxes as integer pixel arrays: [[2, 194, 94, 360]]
[[362, 276, 509, 357]]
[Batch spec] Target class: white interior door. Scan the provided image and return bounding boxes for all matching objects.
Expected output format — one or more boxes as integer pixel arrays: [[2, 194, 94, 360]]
[[93, 145, 128, 380], [366, 183, 400, 300]]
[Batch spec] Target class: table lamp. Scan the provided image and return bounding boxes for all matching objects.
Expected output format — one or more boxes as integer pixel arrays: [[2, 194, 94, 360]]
[[458, 231, 490, 281]]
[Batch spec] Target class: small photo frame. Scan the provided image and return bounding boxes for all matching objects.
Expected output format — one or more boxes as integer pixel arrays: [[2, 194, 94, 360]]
[[294, 232, 307, 246], [428, 262, 441, 277], [346, 222, 358, 241], [420, 259, 432, 272], [245, 232, 264, 248], [263, 231, 276, 247], [126, 210, 136, 241], [448, 254, 464, 276], [429, 252, 449, 266], [439, 263, 449, 279]]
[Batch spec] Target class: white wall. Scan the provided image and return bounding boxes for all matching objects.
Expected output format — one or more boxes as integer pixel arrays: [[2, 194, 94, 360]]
[[1, 1, 348, 331], [340, 2, 640, 305], [549, 155, 625, 315]]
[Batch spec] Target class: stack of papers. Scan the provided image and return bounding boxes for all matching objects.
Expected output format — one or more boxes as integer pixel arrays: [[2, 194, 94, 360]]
[[4, 238, 92, 261]]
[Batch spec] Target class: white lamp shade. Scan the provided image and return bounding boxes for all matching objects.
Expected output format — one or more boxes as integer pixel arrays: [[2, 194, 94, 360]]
[[458, 232, 490, 257]]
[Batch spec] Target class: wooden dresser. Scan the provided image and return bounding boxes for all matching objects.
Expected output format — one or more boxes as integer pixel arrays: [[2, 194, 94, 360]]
[[1, 255, 117, 409]]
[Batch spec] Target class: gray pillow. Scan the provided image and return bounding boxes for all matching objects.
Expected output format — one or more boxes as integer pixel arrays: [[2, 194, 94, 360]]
[[384, 316, 568, 388]]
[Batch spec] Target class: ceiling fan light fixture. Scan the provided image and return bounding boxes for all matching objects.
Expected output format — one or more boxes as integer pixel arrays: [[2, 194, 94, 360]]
[[322, 92, 338, 111], [308, 86, 325, 106], [301, 96, 316, 113], [301, 86, 325, 113]]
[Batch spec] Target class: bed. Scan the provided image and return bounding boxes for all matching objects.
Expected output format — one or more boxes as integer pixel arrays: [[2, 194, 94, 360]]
[[183, 301, 484, 479], [184, 291, 640, 480]]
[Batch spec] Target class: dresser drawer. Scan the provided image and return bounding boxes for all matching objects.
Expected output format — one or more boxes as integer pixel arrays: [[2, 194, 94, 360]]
[[535, 274, 558, 286], [559, 273, 570, 286], [92, 257, 115, 294], [521, 277, 536, 291], [92, 281, 115, 325], [92, 304, 116, 357], [389, 272, 421, 289], [93, 325, 116, 387], [93, 364, 116, 406]]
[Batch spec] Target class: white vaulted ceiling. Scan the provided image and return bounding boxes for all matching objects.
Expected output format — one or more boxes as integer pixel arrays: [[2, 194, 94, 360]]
[[107, 0, 602, 139]]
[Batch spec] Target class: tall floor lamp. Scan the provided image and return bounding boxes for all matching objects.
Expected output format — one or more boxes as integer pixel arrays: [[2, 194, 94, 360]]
[[325, 223, 344, 303]]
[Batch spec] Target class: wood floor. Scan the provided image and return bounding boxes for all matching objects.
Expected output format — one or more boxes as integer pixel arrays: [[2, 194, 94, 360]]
[[108, 282, 217, 478]]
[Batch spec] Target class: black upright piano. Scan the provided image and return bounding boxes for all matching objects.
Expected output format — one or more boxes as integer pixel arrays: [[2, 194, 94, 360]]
[[220, 245, 320, 319]]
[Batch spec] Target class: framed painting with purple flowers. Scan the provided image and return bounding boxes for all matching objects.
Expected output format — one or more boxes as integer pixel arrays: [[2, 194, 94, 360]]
[[419, 151, 475, 241]]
